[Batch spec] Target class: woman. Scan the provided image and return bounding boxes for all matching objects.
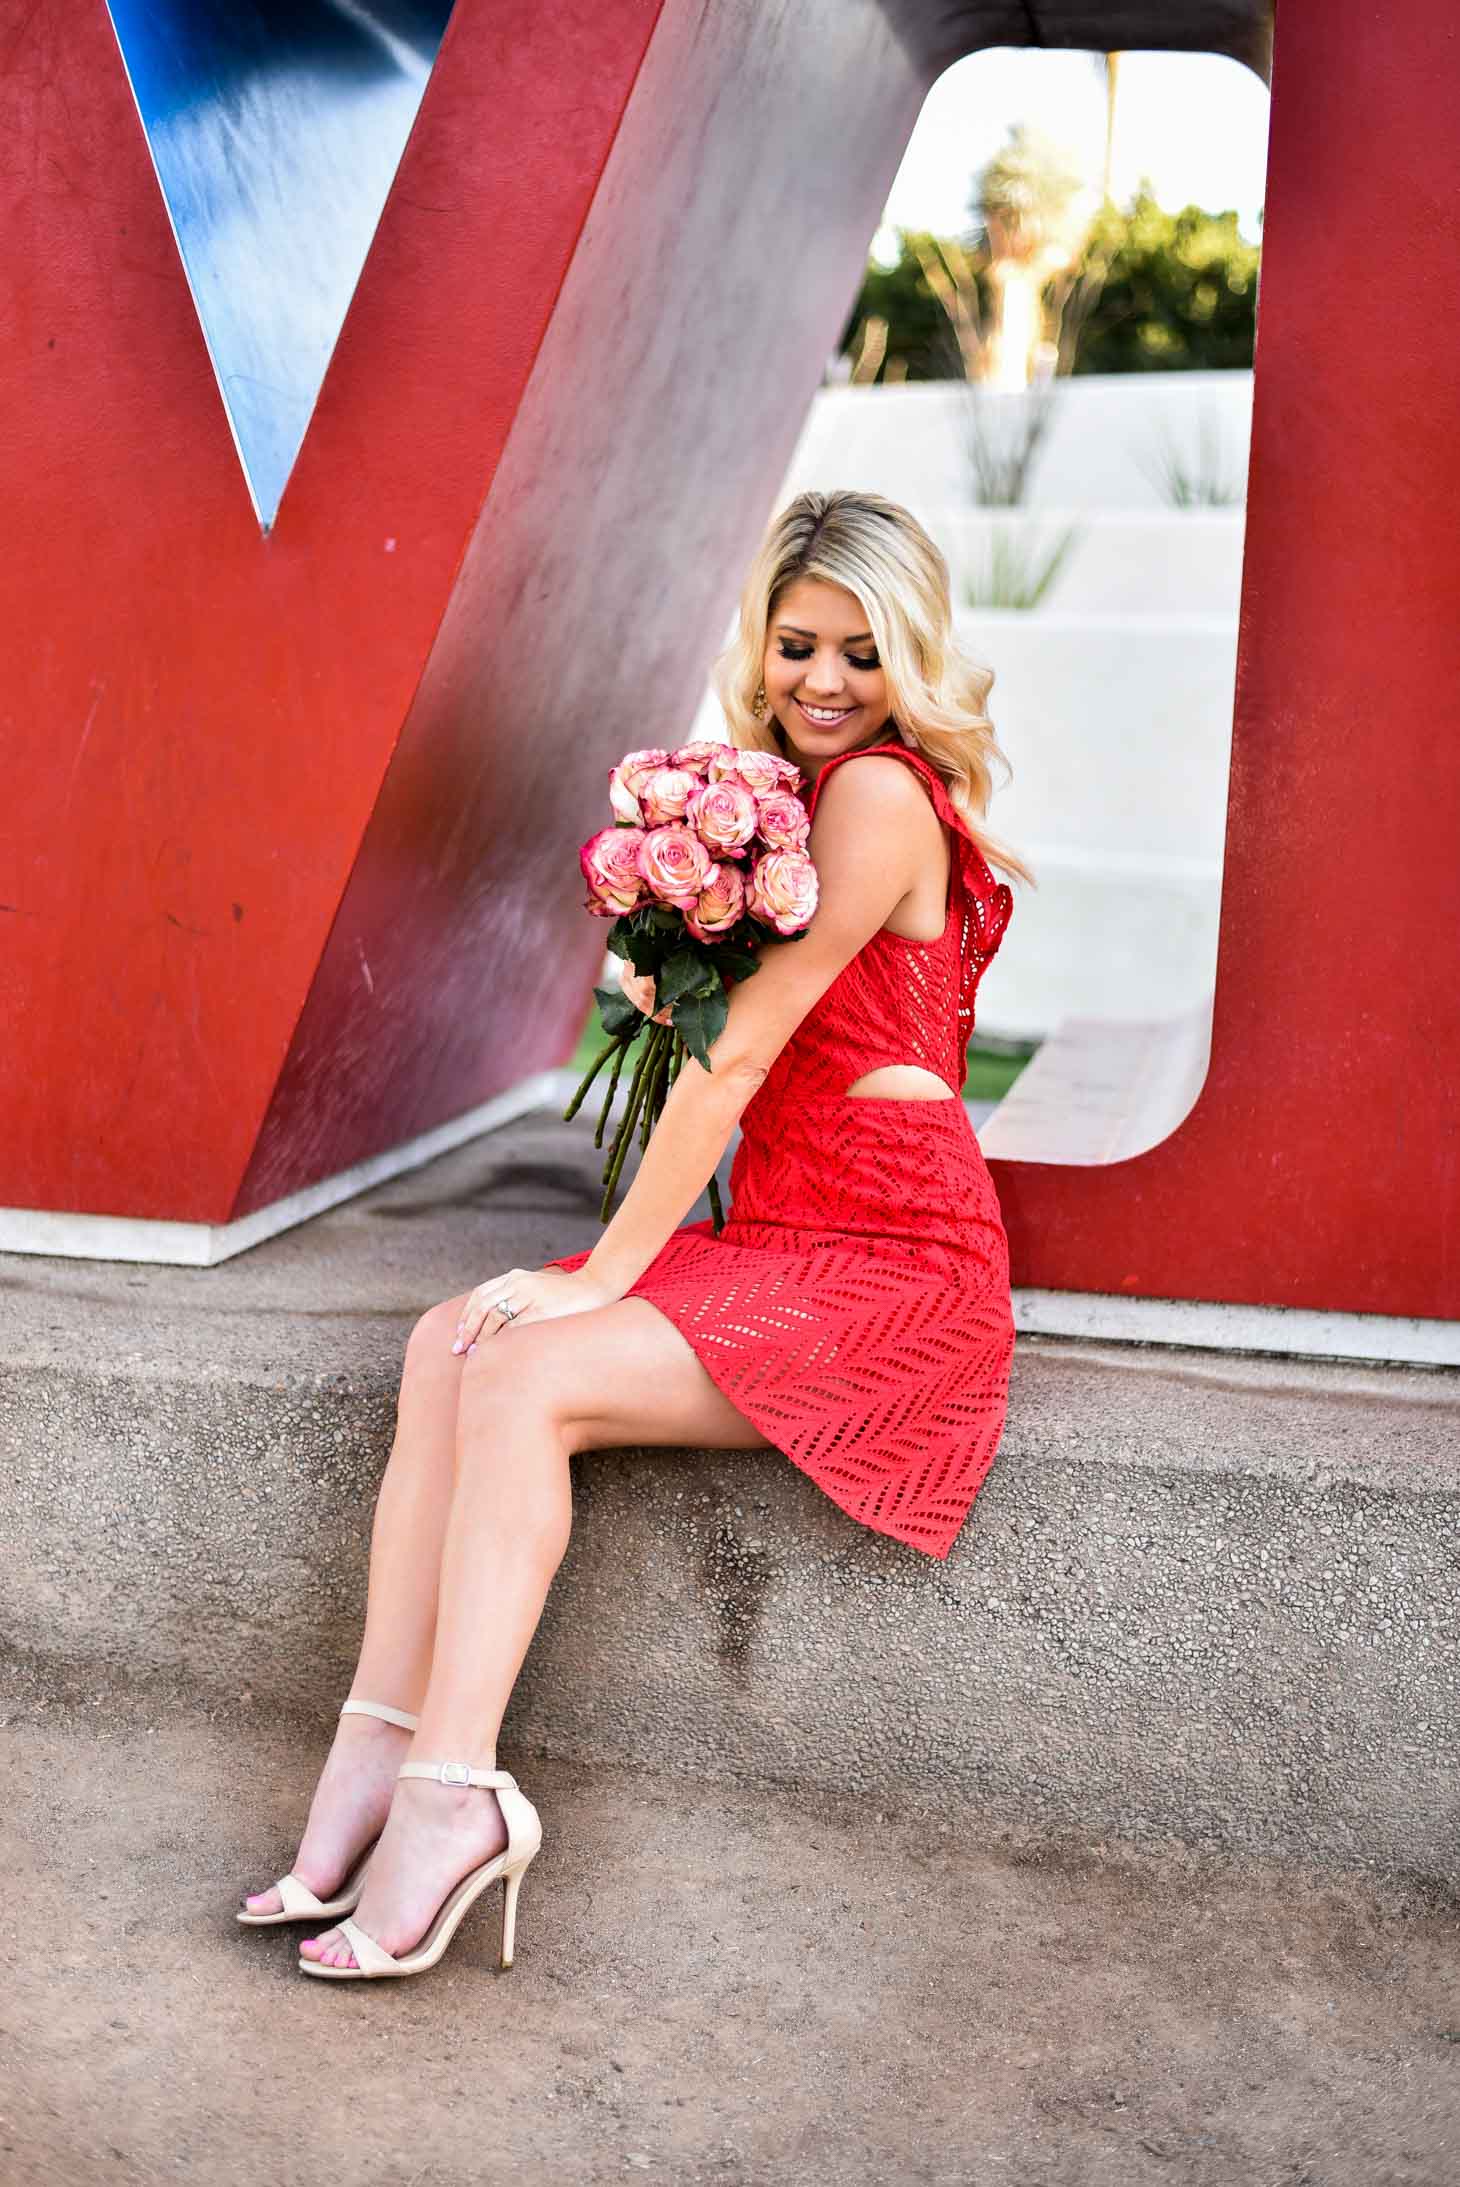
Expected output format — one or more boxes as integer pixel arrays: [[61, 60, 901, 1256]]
[[238, 488, 1031, 1982]]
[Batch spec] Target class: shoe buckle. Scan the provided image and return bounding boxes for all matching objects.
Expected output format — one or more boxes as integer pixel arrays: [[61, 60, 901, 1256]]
[[439, 1761, 472, 1787]]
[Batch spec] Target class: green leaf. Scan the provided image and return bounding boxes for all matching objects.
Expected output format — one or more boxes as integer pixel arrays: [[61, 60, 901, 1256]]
[[671, 985, 729, 1069], [619, 930, 667, 974], [657, 949, 719, 1010], [706, 943, 761, 979], [593, 983, 639, 1036]]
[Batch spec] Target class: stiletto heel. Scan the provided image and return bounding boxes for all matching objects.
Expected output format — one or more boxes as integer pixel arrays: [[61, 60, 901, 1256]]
[[236, 1697, 419, 1926], [499, 1856, 530, 1970], [297, 1758, 542, 1981]]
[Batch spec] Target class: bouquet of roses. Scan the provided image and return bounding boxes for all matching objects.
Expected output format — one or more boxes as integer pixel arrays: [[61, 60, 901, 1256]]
[[564, 739, 820, 1230]]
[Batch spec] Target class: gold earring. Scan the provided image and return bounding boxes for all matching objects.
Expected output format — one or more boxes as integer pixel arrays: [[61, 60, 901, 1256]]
[[753, 682, 768, 719]]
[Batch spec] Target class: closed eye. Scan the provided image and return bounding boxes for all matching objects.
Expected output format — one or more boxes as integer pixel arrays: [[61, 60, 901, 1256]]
[[777, 643, 880, 670]]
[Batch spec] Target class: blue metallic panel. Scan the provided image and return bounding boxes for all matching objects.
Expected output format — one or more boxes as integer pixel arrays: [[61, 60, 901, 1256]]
[[104, 1, 456, 529]]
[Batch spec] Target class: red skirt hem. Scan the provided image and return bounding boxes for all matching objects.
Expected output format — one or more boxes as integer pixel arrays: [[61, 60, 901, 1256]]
[[546, 1226, 1013, 1562]]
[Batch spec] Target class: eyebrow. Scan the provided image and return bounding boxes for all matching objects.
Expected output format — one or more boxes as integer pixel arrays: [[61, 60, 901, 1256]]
[[775, 623, 875, 643]]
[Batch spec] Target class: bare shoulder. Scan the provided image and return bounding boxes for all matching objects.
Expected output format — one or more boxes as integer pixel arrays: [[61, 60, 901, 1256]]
[[812, 750, 936, 822], [812, 753, 941, 839], [810, 752, 943, 867]]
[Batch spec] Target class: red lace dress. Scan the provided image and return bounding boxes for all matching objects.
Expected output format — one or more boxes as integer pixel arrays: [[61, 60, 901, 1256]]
[[547, 741, 1017, 1560]]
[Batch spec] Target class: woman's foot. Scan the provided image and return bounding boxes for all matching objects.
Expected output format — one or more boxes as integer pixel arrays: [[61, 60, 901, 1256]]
[[239, 1708, 414, 1917], [299, 1775, 509, 1967]]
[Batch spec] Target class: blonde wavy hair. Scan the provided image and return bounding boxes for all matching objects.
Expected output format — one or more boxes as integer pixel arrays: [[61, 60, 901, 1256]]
[[710, 488, 1035, 887]]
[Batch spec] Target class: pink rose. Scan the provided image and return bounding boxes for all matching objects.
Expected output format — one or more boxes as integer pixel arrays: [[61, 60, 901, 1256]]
[[687, 778, 758, 856], [712, 746, 780, 795], [580, 825, 648, 917], [638, 766, 701, 827], [685, 861, 747, 942], [753, 788, 811, 853], [607, 747, 672, 824], [747, 848, 819, 935], [671, 739, 733, 775], [720, 746, 805, 796], [638, 823, 713, 909]]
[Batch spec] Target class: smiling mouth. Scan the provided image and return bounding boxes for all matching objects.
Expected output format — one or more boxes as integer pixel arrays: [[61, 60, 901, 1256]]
[[795, 699, 856, 725]]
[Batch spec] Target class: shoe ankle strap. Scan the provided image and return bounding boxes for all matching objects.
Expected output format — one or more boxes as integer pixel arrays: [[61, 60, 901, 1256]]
[[398, 1760, 517, 1791], [339, 1698, 419, 1731]]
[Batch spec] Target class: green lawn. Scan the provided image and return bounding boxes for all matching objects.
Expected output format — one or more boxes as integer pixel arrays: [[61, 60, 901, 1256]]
[[564, 1005, 1034, 1103]]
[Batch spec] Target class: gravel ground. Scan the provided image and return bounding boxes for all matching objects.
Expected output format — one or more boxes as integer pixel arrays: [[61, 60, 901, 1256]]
[[3, 1682, 1456, 2187]]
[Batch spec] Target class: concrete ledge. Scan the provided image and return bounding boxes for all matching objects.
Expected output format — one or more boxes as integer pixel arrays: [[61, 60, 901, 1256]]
[[3, 1109, 1456, 1879], [978, 1001, 1213, 1165]]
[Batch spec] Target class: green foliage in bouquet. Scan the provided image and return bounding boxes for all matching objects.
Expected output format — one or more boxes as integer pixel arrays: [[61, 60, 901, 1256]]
[[562, 905, 781, 1233]]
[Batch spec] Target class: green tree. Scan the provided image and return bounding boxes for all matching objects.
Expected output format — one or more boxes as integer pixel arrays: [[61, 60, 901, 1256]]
[[840, 188, 1259, 382], [1067, 187, 1260, 373], [837, 234, 968, 382]]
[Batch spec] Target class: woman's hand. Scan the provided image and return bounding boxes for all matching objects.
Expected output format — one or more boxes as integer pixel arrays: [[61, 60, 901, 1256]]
[[618, 958, 673, 1025], [451, 1266, 621, 1354]]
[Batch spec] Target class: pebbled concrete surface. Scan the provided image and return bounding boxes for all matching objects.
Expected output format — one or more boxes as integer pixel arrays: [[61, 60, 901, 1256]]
[[3, 1107, 1458, 1876], [2, 1680, 1457, 2187]]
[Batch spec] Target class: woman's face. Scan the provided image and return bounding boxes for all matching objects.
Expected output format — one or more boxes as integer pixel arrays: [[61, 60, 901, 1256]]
[[762, 577, 892, 778]]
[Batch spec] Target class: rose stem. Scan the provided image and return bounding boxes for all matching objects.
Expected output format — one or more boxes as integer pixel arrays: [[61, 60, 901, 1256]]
[[708, 1172, 726, 1234], [600, 1026, 656, 1175], [592, 1028, 636, 1149], [563, 1033, 625, 1122], [599, 1029, 658, 1214], [638, 1023, 673, 1151]]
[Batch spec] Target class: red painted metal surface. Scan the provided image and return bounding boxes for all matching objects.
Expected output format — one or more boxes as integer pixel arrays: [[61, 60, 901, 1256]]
[[1, 0, 666, 1219], [987, 0, 1460, 1318]]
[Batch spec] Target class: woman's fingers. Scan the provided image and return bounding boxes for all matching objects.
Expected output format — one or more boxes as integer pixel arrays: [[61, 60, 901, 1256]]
[[617, 961, 649, 1009], [618, 962, 672, 1024], [452, 1270, 529, 1353]]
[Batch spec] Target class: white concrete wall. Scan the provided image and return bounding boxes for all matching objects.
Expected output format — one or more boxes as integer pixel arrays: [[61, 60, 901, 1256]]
[[781, 373, 1253, 512], [939, 507, 1246, 617], [958, 609, 1234, 1039]]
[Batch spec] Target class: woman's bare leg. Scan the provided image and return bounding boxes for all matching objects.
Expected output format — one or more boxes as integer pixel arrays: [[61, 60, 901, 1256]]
[[240, 1292, 476, 1914], [301, 1298, 770, 1965]]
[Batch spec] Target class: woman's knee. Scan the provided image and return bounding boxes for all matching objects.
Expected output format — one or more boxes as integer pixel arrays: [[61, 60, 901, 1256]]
[[457, 1322, 563, 1407], [404, 1293, 472, 1367]]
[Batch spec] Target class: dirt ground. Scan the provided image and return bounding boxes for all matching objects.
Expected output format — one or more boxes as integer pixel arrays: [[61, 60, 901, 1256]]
[[3, 1681, 1456, 2187]]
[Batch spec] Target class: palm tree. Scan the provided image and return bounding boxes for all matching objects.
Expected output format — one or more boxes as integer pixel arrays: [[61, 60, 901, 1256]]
[[1100, 52, 1123, 205], [974, 124, 1095, 389]]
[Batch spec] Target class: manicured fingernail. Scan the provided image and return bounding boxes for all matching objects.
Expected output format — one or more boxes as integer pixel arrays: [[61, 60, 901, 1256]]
[[451, 1340, 463, 1353], [467, 1343, 477, 1356]]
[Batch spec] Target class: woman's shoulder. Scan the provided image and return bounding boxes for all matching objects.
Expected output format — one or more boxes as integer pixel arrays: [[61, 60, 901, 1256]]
[[811, 741, 1010, 925], [808, 742, 943, 828]]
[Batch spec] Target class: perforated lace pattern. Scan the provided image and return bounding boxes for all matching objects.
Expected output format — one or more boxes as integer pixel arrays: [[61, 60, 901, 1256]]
[[549, 743, 1017, 1559]]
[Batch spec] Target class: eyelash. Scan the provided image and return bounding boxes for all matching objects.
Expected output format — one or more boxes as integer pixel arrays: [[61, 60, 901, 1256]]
[[777, 643, 880, 671]]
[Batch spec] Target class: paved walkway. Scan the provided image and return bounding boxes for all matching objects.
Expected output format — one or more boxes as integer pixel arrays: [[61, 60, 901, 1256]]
[[6, 1678, 1456, 2187]]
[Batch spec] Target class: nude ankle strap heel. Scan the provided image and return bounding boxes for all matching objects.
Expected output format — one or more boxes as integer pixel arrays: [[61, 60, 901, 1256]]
[[297, 1758, 543, 1981], [235, 1697, 420, 1926]]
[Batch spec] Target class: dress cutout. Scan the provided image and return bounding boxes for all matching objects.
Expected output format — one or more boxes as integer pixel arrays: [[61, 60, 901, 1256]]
[[546, 741, 1017, 1559]]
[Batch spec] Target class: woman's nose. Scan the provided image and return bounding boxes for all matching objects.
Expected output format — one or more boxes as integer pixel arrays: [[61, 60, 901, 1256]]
[[804, 658, 846, 695]]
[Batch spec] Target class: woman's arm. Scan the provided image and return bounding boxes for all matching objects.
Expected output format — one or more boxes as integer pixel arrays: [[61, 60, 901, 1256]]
[[583, 756, 935, 1297]]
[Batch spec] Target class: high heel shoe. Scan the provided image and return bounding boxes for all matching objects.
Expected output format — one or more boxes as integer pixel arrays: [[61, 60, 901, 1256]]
[[296, 1757, 542, 1980], [236, 1698, 419, 1926]]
